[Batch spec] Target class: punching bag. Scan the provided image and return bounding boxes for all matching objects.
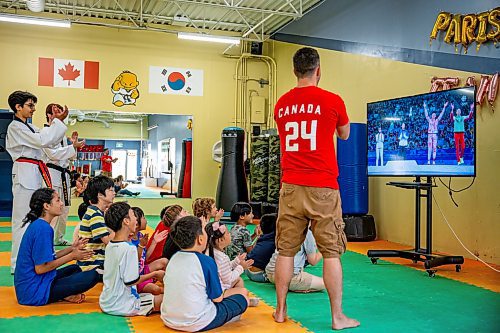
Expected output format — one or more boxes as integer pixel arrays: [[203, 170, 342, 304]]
[[337, 123, 368, 215], [177, 138, 192, 198], [181, 138, 192, 198], [267, 134, 281, 204], [216, 127, 249, 212], [250, 135, 269, 202]]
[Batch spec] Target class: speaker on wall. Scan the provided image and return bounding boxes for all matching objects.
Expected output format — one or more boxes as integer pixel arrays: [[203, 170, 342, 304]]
[[250, 42, 263, 55]]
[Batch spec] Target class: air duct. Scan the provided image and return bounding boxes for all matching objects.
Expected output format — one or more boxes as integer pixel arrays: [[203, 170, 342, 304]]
[[26, 0, 45, 13]]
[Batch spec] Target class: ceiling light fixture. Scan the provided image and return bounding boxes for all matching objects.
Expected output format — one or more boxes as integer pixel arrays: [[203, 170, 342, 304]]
[[114, 118, 139, 123], [0, 13, 71, 28], [178, 32, 240, 44]]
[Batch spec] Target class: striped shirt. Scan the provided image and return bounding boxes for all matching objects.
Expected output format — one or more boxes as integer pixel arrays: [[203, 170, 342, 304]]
[[78, 205, 110, 271], [213, 249, 244, 291]]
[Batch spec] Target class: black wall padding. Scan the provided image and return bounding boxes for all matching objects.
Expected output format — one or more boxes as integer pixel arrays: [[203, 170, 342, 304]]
[[216, 127, 249, 212]]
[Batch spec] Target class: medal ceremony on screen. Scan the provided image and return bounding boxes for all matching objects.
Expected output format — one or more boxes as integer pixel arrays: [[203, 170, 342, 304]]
[[0, 1, 498, 333]]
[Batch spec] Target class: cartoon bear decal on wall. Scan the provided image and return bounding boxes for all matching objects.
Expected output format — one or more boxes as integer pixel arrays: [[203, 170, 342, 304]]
[[111, 71, 140, 106]]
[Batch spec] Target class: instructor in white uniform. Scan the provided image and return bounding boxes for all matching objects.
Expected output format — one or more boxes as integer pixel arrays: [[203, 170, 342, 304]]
[[43, 103, 85, 245], [6, 91, 68, 273]]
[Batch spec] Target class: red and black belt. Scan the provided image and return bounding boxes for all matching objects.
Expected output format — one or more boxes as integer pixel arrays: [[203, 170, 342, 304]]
[[16, 157, 53, 189]]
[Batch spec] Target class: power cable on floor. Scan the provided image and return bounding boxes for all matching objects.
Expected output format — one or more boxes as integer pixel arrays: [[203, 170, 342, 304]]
[[432, 193, 499, 273]]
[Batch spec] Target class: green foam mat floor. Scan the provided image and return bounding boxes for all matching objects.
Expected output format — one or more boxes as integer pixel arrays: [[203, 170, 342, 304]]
[[0, 242, 11, 252], [0, 267, 13, 286], [243, 251, 500, 333], [0, 312, 131, 333], [0, 227, 11, 233]]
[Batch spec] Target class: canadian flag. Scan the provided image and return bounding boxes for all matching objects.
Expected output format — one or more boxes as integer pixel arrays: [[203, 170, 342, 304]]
[[38, 57, 99, 89]]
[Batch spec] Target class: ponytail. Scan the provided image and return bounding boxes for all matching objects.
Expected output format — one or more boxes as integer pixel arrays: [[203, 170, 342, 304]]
[[162, 205, 183, 227], [204, 222, 227, 259], [22, 188, 56, 227]]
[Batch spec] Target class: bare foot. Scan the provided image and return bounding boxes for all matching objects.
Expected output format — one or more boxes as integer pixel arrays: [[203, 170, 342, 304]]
[[332, 314, 360, 330], [272, 305, 287, 323], [64, 294, 85, 303]]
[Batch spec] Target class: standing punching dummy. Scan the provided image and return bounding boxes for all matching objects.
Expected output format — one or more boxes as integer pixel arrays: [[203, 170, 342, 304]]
[[273, 48, 359, 330], [6, 91, 68, 273], [43, 103, 85, 245], [216, 127, 248, 212]]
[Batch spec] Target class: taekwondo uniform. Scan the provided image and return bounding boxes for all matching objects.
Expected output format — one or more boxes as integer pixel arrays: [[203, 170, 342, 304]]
[[6, 117, 67, 272], [42, 126, 76, 245]]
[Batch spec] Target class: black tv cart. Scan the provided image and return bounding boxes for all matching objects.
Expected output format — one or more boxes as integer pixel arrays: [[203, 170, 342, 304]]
[[367, 177, 464, 277]]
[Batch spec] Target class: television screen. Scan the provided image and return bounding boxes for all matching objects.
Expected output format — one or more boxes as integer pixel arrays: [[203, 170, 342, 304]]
[[367, 87, 475, 177]]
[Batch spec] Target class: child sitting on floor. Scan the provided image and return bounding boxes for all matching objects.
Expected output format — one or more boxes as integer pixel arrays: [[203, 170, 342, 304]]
[[225, 202, 262, 260], [146, 204, 188, 264], [129, 207, 167, 295], [192, 197, 224, 222], [161, 216, 248, 332], [246, 213, 277, 282], [205, 221, 259, 306], [14, 188, 100, 306], [100, 202, 164, 316], [77, 175, 115, 273], [265, 228, 325, 293]]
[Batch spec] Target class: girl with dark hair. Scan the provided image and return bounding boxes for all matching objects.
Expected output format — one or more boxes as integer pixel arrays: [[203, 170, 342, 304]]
[[14, 188, 100, 306], [205, 221, 257, 305]]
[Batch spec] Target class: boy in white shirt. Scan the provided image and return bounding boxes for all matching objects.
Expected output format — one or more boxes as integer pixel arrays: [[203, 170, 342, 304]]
[[99, 202, 164, 316], [161, 216, 248, 332]]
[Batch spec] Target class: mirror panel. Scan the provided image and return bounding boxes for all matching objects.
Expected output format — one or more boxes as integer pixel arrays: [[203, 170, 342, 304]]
[[68, 111, 192, 199]]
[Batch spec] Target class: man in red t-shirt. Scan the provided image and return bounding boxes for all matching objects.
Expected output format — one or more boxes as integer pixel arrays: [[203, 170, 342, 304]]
[[100, 148, 117, 178], [273, 47, 359, 330]]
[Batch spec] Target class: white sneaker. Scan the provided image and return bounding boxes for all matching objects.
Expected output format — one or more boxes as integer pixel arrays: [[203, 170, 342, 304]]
[[460, 157, 464, 164], [432, 161, 435, 165], [228, 315, 242, 323]]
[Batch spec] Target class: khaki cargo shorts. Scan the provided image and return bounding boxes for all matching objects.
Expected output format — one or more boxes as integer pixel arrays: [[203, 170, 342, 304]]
[[276, 182, 347, 258], [267, 270, 314, 291]]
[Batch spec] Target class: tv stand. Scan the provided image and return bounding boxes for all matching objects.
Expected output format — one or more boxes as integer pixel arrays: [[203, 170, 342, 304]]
[[367, 177, 464, 277], [159, 170, 177, 197]]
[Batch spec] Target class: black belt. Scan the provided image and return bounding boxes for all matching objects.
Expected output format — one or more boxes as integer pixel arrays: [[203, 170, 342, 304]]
[[47, 163, 71, 206]]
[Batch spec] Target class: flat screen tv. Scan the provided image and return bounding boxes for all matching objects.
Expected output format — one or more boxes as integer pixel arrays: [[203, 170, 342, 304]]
[[367, 87, 476, 177]]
